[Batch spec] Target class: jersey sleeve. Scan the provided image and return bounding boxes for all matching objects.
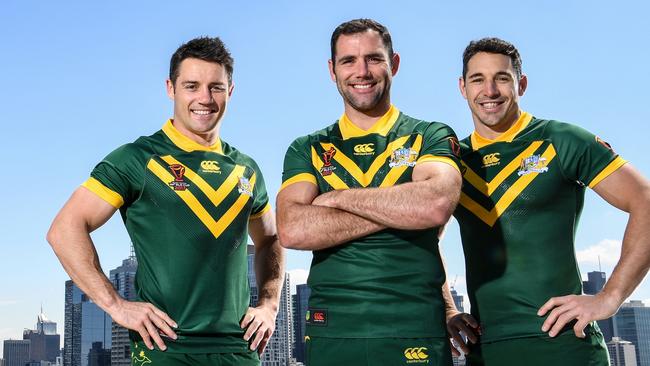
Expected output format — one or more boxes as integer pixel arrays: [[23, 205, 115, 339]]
[[81, 143, 144, 208], [280, 136, 318, 192], [249, 159, 271, 219], [416, 122, 462, 173], [550, 122, 626, 188]]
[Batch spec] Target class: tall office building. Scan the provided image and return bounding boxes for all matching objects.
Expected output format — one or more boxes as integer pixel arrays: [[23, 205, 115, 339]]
[[3, 339, 30, 366], [451, 286, 464, 313], [109, 251, 138, 366], [292, 284, 310, 364], [608, 337, 638, 366], [63, 280, 112, 366], [248, 245, 292, 366], [613, 301, 650, 366], [22, 311, 60, 363], [583, 270, 614, 341]]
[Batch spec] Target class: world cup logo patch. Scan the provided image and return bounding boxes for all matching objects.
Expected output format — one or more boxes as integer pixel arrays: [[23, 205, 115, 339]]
[[168, 164, 190, 190], [320, 147, 337, 176]]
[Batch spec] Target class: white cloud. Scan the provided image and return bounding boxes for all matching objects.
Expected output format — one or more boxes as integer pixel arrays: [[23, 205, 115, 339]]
[[576, 239, 622, 268], [287, 268, 309, 294]]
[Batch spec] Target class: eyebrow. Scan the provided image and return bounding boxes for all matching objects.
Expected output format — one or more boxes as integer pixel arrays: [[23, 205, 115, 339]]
[[180, 80, 227, 86]]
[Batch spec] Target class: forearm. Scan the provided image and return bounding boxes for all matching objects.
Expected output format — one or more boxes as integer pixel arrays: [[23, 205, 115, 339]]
[[324, 179, 459, 230], [254, 238, 285, 311], [47, 220, 123, 312], [600, 205, 650, 305], [277, 202, 385, 250]]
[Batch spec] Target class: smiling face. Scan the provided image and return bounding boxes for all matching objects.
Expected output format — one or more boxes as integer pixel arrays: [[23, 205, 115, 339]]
[[166, 57, 233, 143], [460, 52, 527, 137], [329, 29, 399, 117]]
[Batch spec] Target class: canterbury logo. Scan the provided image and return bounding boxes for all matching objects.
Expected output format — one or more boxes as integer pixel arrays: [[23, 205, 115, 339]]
[[200, 160, 221, 173], [404, 347, 429, 361], [482, 153, 500, 167], [353, 143, 375, 155]]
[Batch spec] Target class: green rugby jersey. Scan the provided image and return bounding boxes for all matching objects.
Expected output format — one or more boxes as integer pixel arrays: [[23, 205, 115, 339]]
[[82, 120, 270, 353], [281, 105, 461, 338], [454, 111, 626, 343]]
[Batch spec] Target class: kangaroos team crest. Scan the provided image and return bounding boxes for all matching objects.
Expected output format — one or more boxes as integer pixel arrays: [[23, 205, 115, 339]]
[[238, 176, 253, 196], [389, 146, 418, 168], [518, 154, 549, 176]]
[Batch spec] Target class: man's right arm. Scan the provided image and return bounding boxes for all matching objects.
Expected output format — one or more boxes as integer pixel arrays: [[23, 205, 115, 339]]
[[276, 181, 385, 250], [47, 186, 177, 350]]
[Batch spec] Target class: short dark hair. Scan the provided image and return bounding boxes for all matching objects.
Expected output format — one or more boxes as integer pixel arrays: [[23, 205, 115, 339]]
[[462, 37, 522, 79], [330, 18, 394, 64], [169, 36, 234, 85]]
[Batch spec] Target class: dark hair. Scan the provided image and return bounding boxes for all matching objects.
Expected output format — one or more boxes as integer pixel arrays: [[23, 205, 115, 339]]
[[330, 18, 393, 64], [169, 36, 234, 85], [462, 37, 521, 79]]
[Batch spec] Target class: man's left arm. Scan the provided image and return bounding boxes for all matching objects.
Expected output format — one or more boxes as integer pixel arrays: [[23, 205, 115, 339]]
[[538, 163, 650, 337], [240, 210, 285, 354], [313, 161, 461, 230]]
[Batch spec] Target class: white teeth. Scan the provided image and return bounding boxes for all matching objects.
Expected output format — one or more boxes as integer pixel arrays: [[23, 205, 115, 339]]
[[192, 110, 211, 115], [482, 102, 499, 108], [352, 84, 371, 89]]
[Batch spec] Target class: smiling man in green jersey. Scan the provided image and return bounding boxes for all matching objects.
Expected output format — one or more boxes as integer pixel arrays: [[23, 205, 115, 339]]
[[277, 19, 462, 366], [447, 37, 650, 366], [47, 37, 284, 366]]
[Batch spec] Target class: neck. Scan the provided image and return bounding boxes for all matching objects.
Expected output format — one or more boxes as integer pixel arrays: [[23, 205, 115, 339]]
[[172, 120, 220, 147], [344, 99, 391, 130], [474, 109, 520, 140]]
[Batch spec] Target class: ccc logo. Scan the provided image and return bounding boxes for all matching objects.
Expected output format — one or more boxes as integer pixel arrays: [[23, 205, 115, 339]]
[[404, 347, 428, 360], [482, 153, 500, 166], [354, 143, 375, 154], [200, 160, 221, 173]]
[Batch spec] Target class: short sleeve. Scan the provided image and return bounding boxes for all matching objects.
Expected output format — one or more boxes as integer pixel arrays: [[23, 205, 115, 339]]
[[280, 136, 318, 192], [82, 144, 144, 208], [416, 122, 462, 173], [550, 122, 626, 188], [249, 159, 271, 219]]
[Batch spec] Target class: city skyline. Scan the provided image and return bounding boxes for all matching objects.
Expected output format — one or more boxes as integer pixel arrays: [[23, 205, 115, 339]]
[[2, 0, 650, 357]]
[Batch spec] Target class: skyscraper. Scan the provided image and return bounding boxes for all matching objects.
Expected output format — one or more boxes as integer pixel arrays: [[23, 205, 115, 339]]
[[583, 270, 614, 341], [608, 337, 638, 366], [3, 340, 30, 366], [22, 311, 60, 363], [450, 286, 464, 313], [292, 284, 310, 364], [248, 245, 292, 366], [613, 301, 650, 366], [109, 251, 137, 366], [64, 280, 112, 366]]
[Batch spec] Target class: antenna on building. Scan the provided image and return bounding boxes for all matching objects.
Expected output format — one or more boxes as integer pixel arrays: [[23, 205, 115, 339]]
[[598, 255, 602, 272]]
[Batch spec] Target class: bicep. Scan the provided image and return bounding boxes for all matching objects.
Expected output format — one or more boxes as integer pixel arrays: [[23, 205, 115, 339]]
[[592, 163, 650, 213], [248, 210, 277, 245], [276, 181, 319, 207], [412, 161, 462, 187], [55, 186, 118, 232]]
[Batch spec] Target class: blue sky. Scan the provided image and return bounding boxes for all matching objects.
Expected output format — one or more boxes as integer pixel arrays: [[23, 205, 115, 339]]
[[2, 0, 649, 353]]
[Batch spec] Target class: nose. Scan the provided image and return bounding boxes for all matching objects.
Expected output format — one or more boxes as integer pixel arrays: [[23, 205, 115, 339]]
[[354, 60, 371, 78], [484, 80, 499, 97], [198, 86, 214, 104]]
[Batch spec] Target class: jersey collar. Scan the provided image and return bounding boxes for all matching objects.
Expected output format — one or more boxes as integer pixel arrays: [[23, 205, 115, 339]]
[[162, 119, 224, 154], [338, 104, 400, 140], [470, 111, 533, 151]]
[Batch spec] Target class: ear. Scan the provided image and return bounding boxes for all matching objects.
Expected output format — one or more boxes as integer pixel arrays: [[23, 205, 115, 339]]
[[328, 59, 336, 82], [459, 77, 468, 100], [390, 52, 400, 76], [166, 79, 175, 101], [518, 74, 528, 96], [228, 82, 235, 98]]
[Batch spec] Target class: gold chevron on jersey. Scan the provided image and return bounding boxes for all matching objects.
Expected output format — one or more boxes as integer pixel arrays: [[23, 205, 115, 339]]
[[313, 134, 421, 188], [459, 142, 557, 226], [146, 157, 255, 239]]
